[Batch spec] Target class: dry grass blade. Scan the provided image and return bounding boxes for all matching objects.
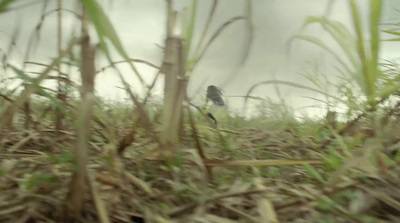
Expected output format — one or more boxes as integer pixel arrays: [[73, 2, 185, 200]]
[[153, 216, 175, 223], [96, 58, 160, 74], [31, 211, 57, 223], [8, 132, 37, 152], [168, 189, 267, 218], [115, 65, 158, 132], [87, 171, 111, 223], [0, 93, 14, 102], [218, 203, 259, 223], [186, 101, 210, 173], [187, 104, 207, 161], [117, 116, 138, 155], [124, 172, 155, 197], [0, 205, 26, 216], [254, 178, 279, 223], [95, 175, 120, 188], [15, 203, 39, 223], [357, 185, 400, 213], [117, 69, 163, 156], [203, 214, 239, 223], [205, 159, 322, 167]]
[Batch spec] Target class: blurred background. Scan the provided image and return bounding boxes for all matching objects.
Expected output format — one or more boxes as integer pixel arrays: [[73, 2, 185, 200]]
[[1, 0, 400, 118]]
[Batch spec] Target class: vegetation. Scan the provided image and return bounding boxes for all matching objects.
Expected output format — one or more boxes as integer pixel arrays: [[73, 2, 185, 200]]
[[1, 0, 400, 222]]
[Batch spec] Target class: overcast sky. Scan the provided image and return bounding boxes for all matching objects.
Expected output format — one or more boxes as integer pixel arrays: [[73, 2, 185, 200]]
[[1, 0, 400, 118]]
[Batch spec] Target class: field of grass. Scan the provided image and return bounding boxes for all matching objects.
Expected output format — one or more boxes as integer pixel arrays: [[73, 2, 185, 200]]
[[1, 0, 400, 222]]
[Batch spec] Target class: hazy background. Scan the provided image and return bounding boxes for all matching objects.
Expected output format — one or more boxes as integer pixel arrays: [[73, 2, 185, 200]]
[[1, 0, 400, 118]]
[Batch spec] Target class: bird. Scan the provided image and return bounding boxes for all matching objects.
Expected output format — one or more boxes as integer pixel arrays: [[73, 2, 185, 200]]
[[206, 85, 224, 106], [206, 112, 217, 125]]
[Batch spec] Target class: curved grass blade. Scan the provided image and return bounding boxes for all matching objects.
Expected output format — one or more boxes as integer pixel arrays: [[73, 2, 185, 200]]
[[289, 34, 353, 75], [192, 0, 218, 58], [300, 16, 359, 69], [242, 80, 346, 114], [189, 16, 246, 71]]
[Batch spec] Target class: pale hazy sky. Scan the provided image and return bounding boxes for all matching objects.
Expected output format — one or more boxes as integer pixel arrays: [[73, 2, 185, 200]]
[[1, 0, 400, 118]]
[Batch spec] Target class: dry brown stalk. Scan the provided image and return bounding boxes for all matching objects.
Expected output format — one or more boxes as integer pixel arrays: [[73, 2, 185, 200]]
[[159, 0, 187, 158], [65, 5, 95, 218]]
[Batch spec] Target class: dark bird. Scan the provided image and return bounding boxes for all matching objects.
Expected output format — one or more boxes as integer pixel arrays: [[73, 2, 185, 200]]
[[206, 85, 224, 106], [206, 112, 217, 125]]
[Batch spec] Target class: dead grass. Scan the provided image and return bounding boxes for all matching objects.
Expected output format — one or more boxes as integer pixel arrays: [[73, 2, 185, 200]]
[[1, 104, 400, 223]]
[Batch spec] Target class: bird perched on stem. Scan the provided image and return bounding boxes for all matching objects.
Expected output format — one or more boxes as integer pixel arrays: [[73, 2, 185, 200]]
[[206, 85, 224, 106]]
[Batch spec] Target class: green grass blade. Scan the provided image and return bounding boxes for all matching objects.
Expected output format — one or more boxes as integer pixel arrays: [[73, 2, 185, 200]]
[[192, 16, 246, 69], [81, 0, 145, 86], [0, 0, 18, 13], [192, 0, 218, 59], [290, 34, 353, 75], [370, 0, 382, 67], [369, 0, 383, 100], [349, 0, 372, 99], [382, 30, 400, 36], [301, 16, 359, 69], [183, 0, 197, 62], [303, 164, 326, 184], [9, 65, 69, 115]]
